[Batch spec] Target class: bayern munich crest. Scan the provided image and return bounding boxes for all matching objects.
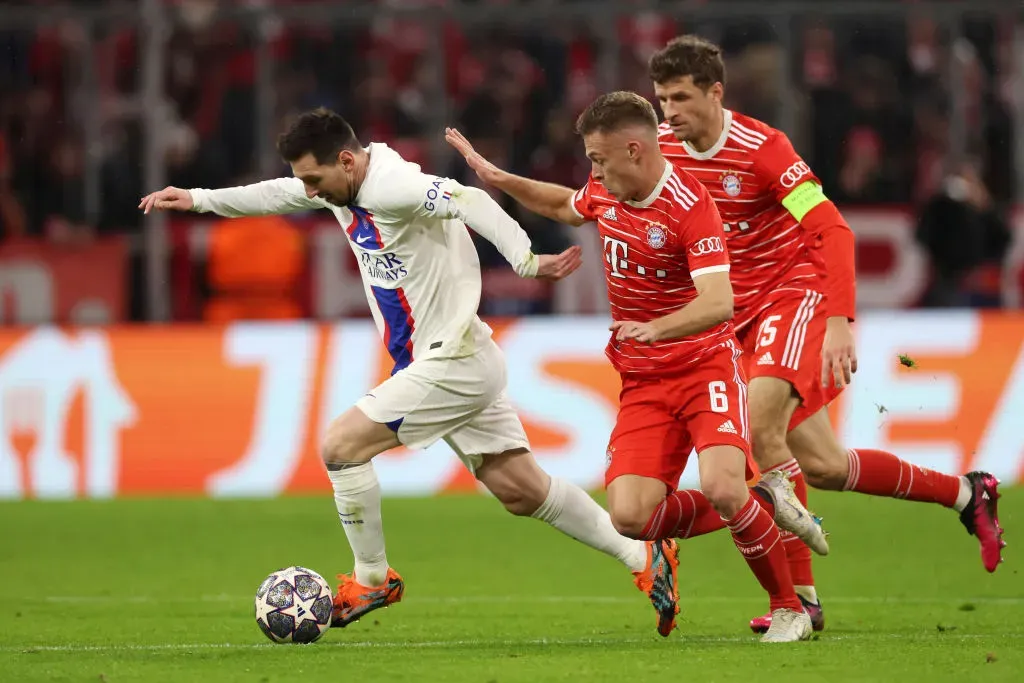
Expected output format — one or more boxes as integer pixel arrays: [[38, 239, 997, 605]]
[[721, 172, 742, 197], [646, 223, 667, 249]]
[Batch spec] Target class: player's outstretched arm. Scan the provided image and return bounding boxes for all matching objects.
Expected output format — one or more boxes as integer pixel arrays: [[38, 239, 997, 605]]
[[445, 127, 584, 227], [611, 271, 734, 344], [139, 178, 323, 218], [448, 184, 582, 280]]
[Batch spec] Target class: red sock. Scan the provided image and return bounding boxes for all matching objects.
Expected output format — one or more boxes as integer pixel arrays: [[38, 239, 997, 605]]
[[846, 449, 960, 507], [726, 494, 802, 612], [640, 489, 727, 540], [764, 459, 815, 588]]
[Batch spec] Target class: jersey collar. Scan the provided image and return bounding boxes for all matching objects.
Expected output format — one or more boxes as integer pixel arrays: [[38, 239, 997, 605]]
[[352, 143, 381, 206], [682, 109, 733, 160], [626, 160, 673, 209]]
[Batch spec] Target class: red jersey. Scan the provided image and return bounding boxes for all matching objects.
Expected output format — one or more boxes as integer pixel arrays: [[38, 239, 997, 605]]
[[571, 162, 734, 376], [658, 110, 826, 332]]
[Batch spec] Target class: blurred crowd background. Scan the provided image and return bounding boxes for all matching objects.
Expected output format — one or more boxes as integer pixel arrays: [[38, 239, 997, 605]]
[[1, 0, 1022, 323]]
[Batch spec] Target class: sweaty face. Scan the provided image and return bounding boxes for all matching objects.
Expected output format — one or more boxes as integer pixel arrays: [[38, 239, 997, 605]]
[[653, 76, 721, 143], [583, 129, 643, 202], [290, 152, 353, 206]]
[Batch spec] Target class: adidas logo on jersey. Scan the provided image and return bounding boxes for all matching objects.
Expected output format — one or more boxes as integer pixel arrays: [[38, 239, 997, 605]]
[[717, 420, 738, 434], [757, 352, 775, 366], [602, 206, 617, 221]]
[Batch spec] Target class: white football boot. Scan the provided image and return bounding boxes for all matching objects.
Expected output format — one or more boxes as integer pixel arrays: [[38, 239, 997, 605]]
[[756, 469, 830, 556], [760, 608, 813, 643]]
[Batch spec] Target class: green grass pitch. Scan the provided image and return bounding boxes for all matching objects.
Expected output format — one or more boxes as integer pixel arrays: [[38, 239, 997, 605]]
[[1, 489, 1020, 682]]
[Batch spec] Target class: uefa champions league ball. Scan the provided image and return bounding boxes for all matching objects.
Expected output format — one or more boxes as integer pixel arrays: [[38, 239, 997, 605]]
[[254, 566, 334, 644]]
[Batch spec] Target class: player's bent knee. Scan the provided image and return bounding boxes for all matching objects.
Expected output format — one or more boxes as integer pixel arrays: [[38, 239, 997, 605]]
[[609, 508, 650, 540], [702, 483, 748, 519], [799, 451, 846, 490], [608, 495, 655, 539], [700, 471, 749, 519], [787, 411, 849, 491], [476, 449, 549, 517], [320, 428, 367, 467], [320, 407, 399, 467], [494, 489, 542, 517]]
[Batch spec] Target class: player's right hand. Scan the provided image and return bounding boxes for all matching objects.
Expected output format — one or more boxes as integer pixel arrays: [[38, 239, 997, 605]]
[[445, 128, 507, 186], [535, 245, 583, 281], [139, 186, 193, 214]]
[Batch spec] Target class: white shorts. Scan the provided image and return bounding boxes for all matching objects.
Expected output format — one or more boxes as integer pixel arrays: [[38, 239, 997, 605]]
[[355, 339, 529, 473]]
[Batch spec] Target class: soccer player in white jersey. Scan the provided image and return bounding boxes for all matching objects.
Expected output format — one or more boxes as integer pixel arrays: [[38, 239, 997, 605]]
[[139, 107, 681, 634]]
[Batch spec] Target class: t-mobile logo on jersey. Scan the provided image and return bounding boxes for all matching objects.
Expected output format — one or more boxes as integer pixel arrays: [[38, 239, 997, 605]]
[[603, 236, 629, 279], [602, 236, 668, 279]]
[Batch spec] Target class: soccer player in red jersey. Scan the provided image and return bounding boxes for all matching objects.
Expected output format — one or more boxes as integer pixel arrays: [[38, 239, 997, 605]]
[[646, 35, 1003, 632], [449, 91, 828, 642]]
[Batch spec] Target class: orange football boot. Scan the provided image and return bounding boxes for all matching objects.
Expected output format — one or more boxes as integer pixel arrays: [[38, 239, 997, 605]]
[[331, 568, 405, 628], [632, 538, 680, 637]]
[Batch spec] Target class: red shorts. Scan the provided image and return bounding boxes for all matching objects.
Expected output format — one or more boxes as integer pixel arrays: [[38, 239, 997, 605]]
[[605, 339, 757, 490], [737, 289, 843, 431]]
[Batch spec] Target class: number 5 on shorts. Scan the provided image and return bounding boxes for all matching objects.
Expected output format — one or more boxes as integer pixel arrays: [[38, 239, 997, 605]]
[[757, 314, 783, 348], [708, 381, 729, 413]]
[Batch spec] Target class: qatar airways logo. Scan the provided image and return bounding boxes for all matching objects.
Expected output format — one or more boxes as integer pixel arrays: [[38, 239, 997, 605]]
[[689, 237, 723, 257], [359, 252, 408, 282], [779, 161, 811, 189]]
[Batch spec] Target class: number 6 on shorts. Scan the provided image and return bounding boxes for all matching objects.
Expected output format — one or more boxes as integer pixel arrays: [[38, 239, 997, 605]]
[[708, 380, 729, 413]]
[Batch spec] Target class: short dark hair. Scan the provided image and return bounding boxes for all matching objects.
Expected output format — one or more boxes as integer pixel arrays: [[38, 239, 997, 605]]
[[575, 91, 659, 136], [276, 107, 362, 164], [648, 35, 726, 89]]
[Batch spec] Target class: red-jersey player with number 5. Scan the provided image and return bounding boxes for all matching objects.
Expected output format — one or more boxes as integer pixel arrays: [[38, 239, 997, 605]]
[[648, 35, 1004, 633], [447, 92, 829, 642]]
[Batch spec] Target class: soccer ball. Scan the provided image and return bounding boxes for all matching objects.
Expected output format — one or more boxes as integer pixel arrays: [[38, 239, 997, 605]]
[[254, 566, 334, 644]]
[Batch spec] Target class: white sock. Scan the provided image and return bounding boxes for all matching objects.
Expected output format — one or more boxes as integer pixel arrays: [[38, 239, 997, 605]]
[[795, 585, 818, 605], [327, 462, 389, 587], [531, 477, 647, 573], [953, 476, 972, 513]]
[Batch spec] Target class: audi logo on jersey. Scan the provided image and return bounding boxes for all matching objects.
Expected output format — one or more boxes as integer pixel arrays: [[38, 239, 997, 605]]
[[689, 237, 724, 257], [779, 161, 811, 188]]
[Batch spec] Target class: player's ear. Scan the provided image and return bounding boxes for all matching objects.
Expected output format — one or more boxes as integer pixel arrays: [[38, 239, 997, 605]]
[[708, 82, 724, 104], [627, 140, 642, 162]]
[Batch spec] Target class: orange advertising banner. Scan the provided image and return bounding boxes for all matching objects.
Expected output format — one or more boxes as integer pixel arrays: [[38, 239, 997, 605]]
[[0, 313, 1022, 499]]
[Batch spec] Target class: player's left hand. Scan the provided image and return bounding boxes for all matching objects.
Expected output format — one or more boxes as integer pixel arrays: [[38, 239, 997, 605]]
[[822, 316, 857, 388], [535, 245, 583, 280], [610, 320, 662, 344]]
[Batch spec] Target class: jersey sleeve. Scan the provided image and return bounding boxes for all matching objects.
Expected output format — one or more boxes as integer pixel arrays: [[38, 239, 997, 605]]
[[677, 184, 730, 280], [752, 131, 823, 208], [753, 131, 857, 320], [368, 168, 466, 221], [569, 176, 600, 221], [189, 177, 326, 217]]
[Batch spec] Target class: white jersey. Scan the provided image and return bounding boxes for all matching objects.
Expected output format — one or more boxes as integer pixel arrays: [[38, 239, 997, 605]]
[[189, 143, 537, 373]]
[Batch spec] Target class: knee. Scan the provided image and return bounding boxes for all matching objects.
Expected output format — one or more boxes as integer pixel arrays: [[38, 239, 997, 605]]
[[797, 447, 847, 491], [321, 422, 369, 467], [700, 473, 749, 519], [491, 484, 546, 517], [609, 504, 651, 540], [478, 455, 550, 518]]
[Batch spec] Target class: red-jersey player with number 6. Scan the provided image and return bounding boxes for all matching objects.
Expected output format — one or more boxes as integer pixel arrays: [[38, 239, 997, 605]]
[[446, 92, 829, 642], [648, 35, 1004, 633]]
